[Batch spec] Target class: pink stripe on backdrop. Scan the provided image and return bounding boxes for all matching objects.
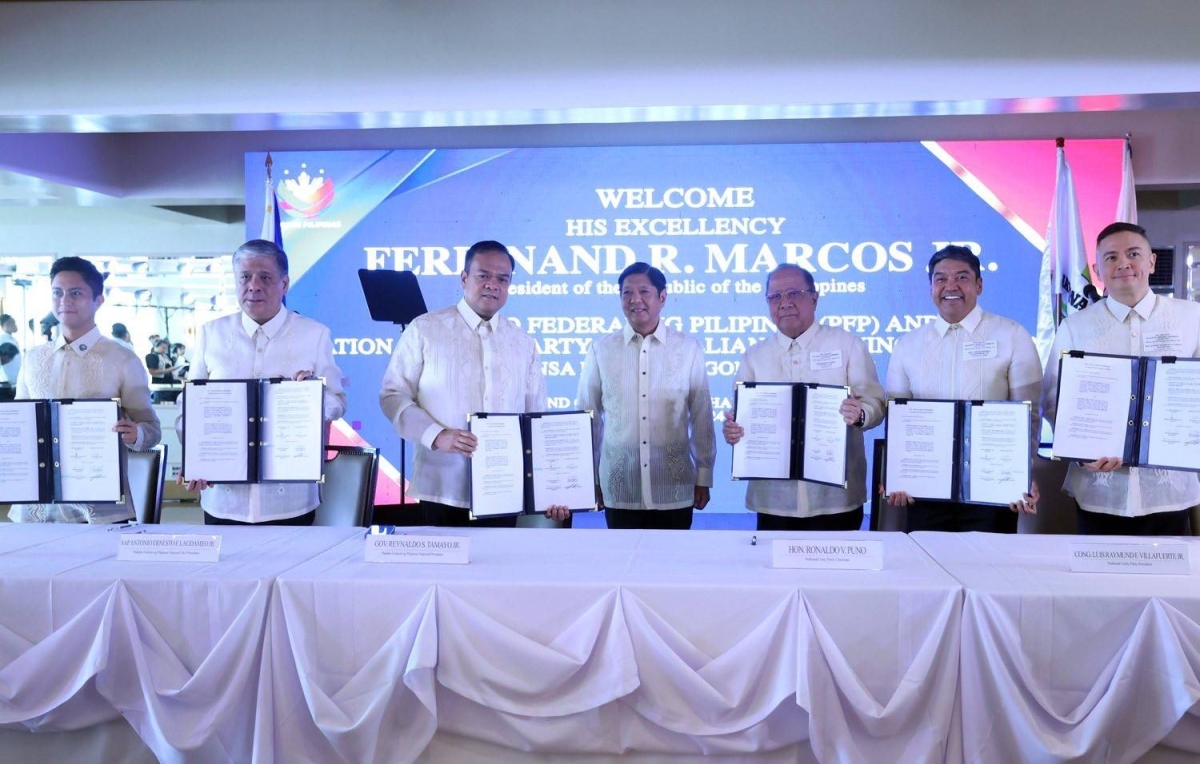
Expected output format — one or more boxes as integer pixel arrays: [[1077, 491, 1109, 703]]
[[937, 138, 1124, 291]]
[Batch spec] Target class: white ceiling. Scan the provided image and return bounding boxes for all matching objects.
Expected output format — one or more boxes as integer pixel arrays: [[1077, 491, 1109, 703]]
[[2, 0, 1200, 206]]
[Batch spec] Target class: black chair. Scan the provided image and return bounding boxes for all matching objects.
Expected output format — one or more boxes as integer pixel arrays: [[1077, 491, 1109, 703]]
[[870, 438, 907, 531], [127, 445, 167, 524], [313, 446, 380, 527]]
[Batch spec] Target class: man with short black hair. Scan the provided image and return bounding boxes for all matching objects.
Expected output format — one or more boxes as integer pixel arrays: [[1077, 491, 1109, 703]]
[[146, 338, 178, 380], [0, 342, 18, 400], [576, 262, 715, 530], [111, 323, 135, 353], [38, 312, 57, 342], [11, 256, 160, 523], [0, 313, 18, 385], [380, 240, 565, 527], [1043, 222, 1200, 536], [886, 245, 1041, 532], [179, 239, 346, 526], [723, 263, 885, 531]]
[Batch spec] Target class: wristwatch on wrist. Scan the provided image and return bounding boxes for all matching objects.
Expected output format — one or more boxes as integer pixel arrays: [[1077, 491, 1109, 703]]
[[856, 409, 866, 428]]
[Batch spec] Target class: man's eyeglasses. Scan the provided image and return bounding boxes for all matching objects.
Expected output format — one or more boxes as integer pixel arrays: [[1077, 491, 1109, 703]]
[[765, 289, 815, 304]]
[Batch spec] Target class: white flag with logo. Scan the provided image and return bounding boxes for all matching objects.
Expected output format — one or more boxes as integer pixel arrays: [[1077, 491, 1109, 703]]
[[1116, 137, 1137, 224], [1035, 144, 1090, 367], [260, 176, 282, 246]]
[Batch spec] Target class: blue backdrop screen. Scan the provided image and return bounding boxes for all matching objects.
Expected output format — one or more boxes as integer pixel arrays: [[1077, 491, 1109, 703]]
[[246, 143, 1053, 511]]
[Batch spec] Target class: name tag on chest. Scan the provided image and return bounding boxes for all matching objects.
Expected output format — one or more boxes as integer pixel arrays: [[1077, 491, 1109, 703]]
[[1144, 332, 1184, 353], [963, 340, 997, 361], [809, 351, 843, 371]]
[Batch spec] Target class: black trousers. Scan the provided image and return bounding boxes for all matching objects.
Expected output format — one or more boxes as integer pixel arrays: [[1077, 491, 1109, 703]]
[[419, 500, 518, 528], [1076, 504, 1191, 536], [605, 506, 693, 530], [204, 510, 316, 526], [756, 507, 864, 532], [904, 500, 1017, 534]]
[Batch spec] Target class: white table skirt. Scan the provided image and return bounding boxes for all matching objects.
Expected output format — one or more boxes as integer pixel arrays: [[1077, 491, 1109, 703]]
[[912, 532, 1200, 764], [255, 528, 964, 763], [0, 524, 361, 763]]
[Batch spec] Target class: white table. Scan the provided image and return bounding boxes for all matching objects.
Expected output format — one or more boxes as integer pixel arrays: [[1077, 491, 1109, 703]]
[[256, 528, 963, 763], [0, 524, 360, 763], [912, 532, 1200, 764]]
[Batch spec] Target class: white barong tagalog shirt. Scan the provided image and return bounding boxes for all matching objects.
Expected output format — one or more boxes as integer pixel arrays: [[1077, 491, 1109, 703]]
[[576, 321, 715, 510], [380, 300, 546, 509], [11, 325, 161, 523], [180, 309, 346, 522], [886, 305, 1043, 405], [736, 323, 885, 518], [1042, 293, 1200, 517]]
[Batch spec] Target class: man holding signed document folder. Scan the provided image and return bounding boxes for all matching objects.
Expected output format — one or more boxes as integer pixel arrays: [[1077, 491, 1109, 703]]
[[8, 256, 161, 523], [178, 239, 346, 526], [723, 264, 885, 531], [380, 240, 572, 527], [883, 246, 1041, 533], [1043, 222, 1200, 536]]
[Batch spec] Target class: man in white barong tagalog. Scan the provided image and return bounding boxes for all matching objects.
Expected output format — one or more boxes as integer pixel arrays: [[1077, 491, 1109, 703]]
[[379, 239, 568, 527], [885, 245, 1041, 532], [178, 239, 347, 526], [723, 263, 885, 531], [1043, 222, 1199, 536], [576, 262, 716, 530], [10, 256, 161, 524]]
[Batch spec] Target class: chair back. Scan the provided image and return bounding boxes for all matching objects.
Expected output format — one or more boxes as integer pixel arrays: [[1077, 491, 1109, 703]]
[[870, 438, 907, 531], [314, 446, 379, 527], [127, 445, 167, 525]]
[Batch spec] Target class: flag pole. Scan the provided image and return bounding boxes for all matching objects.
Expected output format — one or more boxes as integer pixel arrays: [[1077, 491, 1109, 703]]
[[1052, 137, 1064, 326], [265, 151, 273, 182]]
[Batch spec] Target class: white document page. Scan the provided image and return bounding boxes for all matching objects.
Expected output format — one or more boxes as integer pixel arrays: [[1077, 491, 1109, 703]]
[[469, 415, 525, 517], [56, 400, 122, 503], [261, 380, 325, 481], [183, 382, 250, 482], [801, 385, 849, 486], [885, 400, 956, 500], [0, 402, 42, 503], [1051, 355, 1133, 461], [731, 384, 793, 479], [529, 412, 594, 512], [1145, 360, 1200, 470], [966, 402, 1030, 505]]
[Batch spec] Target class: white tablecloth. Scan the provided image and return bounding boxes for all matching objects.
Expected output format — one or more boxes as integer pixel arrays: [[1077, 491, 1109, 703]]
[[256, 528, 963, 763], [0, 524, 360, 763], [912, 532, 1200, 764]]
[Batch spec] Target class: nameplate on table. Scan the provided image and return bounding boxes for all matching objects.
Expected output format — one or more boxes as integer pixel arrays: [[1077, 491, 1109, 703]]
[[771, 539, 883, 570], [1069, 541, 1191, 575], [117, 534, 222, 563], [365, 535, 470, 564]]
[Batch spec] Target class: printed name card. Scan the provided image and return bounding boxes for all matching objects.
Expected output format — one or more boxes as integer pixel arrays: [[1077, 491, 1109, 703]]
[[117, 534, 222, 563], [1070, 541, 1191, 575], [772, 539, 883, 570], [365, 534, 470, 564]]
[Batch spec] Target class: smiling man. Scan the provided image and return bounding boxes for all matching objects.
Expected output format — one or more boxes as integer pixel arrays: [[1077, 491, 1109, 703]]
[[723, 263, 885, 531], [1043, 222, 1200, 536], [886, 245, 1041, 532], [179, 239, 346, 525], [576, 262, 715, 530], [381, 240, 562, 527], [11, 257, 160, 523]]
